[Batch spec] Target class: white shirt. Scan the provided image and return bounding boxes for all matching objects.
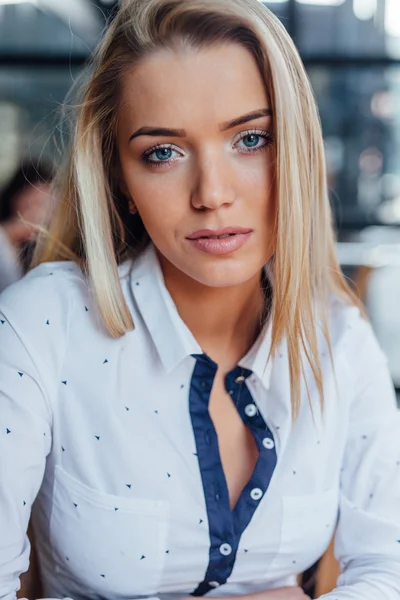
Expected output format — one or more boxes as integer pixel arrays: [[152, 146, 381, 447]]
[[1, 242, 400, 600]]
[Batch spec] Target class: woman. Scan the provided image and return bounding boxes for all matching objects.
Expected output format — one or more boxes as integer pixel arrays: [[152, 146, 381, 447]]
[[1, 1, 399, 599], [0, 160, 53, 293]]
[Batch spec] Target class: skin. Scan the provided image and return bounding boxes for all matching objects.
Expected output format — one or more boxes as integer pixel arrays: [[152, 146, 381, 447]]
[[117, 43, 309, 600], [118, 42, 276, 368]]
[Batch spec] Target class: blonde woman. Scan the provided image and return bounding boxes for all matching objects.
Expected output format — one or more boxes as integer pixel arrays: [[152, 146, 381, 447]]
[[1, 1, 399, 599]]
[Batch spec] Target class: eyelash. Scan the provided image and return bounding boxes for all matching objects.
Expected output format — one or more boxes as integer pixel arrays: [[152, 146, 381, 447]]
[[140, 129, 275, 169]]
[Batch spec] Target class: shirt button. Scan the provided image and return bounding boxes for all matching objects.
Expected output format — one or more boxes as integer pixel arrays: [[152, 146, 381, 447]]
[[244, 404, 257, 417], [235, 375, 245, 384], [250, 487, 263, 501], [219, 543, 233, 556], [209, 581, 220, 588], [262, 437, 275, 450]]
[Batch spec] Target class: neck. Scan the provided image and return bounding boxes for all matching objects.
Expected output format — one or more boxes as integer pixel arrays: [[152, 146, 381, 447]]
[[158, 256, 267, 371]]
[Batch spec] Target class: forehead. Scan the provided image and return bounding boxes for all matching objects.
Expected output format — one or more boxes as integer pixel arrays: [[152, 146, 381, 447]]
[[119, 43, 269, 129]]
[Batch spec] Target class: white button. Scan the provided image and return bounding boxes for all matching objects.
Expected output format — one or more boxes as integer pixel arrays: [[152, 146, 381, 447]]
[[244, 404, 257, 417], [250, 488, 263, 501], [262, 437, 275, 450], [219, 543, 233, 556], [209, 581, 220, 588]]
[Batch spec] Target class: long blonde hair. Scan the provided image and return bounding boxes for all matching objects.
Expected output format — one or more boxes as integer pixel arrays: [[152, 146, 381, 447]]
[[32, 0, 363, 416]]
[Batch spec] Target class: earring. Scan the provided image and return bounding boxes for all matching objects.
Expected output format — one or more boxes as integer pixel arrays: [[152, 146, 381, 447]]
[[128, 198, 137, 215]]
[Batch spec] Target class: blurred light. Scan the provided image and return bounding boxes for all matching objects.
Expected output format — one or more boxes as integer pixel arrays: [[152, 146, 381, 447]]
[[296, 0, 345, 5], [353, 0, 376, 21], [385, 0, 400, 38], [378, 197, 400, 224], [371, 91, 396, 120], [359, 147, 383, 175], [381, 174, 400, 199], [0, 0, 36, 4]]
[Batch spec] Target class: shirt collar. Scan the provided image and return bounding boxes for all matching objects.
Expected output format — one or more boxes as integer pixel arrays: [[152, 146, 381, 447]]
[[129, 242, 273, 389], [130, 243, 202, 373]]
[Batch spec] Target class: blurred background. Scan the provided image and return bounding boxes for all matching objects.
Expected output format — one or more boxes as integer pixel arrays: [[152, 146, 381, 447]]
[[0, 0, 400, 393]]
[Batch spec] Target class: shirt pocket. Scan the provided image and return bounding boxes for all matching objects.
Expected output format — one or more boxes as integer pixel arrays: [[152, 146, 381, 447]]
[[270, 488, 339, 577], [49, 465, 170, 596]]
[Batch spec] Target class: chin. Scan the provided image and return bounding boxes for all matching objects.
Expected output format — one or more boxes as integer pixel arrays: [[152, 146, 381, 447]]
[[183, 262, 261, 289]]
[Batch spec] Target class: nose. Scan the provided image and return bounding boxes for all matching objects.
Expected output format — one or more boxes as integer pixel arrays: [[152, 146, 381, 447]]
[[190, 153, 236, 211]]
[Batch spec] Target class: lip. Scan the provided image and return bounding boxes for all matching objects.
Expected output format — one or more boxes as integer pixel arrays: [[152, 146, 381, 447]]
[[186, 227, 253, 256], [187, 227, 253, 240]]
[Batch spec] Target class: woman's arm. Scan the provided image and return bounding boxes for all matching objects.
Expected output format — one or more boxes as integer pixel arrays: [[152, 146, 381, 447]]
[[0, 309, 52, 600], [317, 312, 400, 599]]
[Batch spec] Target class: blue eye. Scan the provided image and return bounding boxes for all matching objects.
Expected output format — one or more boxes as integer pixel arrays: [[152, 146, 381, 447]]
[[242, 134, 261, 148], [154, 148, 173, 161], [141, 145, 179, 166], [237, 130, 274, 153]]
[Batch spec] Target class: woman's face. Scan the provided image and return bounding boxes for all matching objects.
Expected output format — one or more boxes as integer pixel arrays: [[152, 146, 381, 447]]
[[118, 42, 276, 288]]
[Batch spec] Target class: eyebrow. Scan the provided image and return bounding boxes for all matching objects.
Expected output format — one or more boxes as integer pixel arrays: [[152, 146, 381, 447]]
[[128, 108, 273, 143]]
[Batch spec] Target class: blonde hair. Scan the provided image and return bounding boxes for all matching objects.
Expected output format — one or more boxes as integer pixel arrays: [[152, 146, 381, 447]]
[[32, 0, 363, 417]]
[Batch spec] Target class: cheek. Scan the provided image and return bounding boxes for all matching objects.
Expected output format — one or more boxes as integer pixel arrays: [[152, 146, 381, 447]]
[[126, 175, 187, 239], [237, 158, 275, 212]]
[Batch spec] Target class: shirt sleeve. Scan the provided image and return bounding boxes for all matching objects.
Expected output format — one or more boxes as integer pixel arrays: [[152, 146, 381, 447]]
[[317, 312, 400, 599], [0, 310, 54, 600], [0, 304, 163, 600]]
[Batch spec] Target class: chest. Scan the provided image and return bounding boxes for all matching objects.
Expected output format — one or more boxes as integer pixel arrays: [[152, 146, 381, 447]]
[[208, 372, 259, 510]]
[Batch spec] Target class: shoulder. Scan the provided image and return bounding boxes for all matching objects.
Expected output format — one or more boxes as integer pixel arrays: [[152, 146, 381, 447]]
[[327, 295, 395, 409], [328, 294, 385, 365], [0, 260, 86, 324], [0, 261, 92, 371]]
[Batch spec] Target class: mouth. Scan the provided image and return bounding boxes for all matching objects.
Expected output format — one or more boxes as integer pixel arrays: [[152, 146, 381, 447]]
[[187, 227, 253, 240], [186, 227, 253, 256]]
